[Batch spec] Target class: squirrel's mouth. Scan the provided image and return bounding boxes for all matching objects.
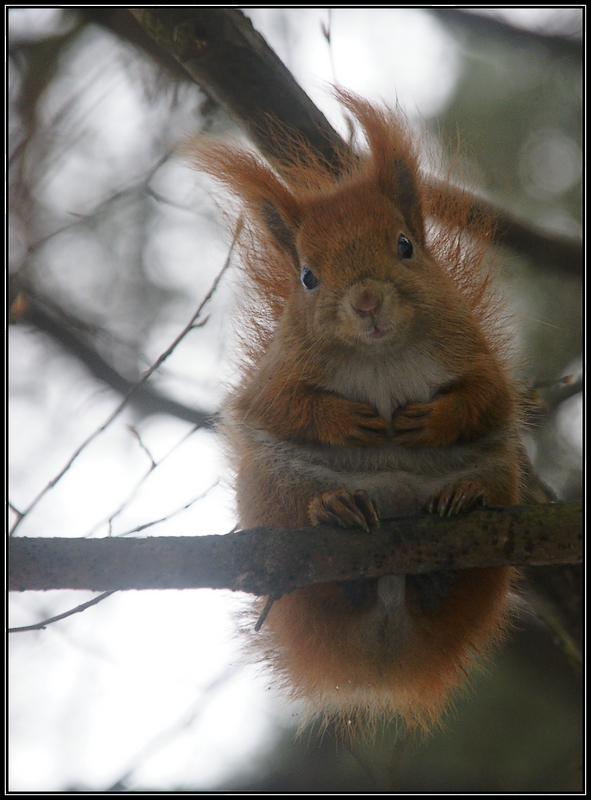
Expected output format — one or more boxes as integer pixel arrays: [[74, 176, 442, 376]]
[[359, 325, 392, 342], [369, 327, 389, 339]]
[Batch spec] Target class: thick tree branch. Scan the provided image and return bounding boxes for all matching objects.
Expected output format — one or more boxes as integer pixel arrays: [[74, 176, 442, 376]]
[[123, 7, 581, 275], [126, 7, 347, 171], [9, 503, 581, 595], [427, 180, 582, 277]]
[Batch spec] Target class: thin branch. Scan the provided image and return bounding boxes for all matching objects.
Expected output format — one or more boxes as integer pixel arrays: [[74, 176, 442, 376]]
[[127, 426, 157, 469], [24, 152, 172, 255], [521, 562, 582, 664], [117, 480, 220, 537], [10, 288, 217, 427], [9, 225, 238, 536], [85, 424, 205, 538], [8, 591, 116, 633], [8, 150, 220, 428], [8, 503, 582, 594]]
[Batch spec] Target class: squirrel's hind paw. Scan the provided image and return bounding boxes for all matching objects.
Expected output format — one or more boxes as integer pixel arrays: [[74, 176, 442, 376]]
[[427, 480, 487, 517], [308, 489, 380, 532]]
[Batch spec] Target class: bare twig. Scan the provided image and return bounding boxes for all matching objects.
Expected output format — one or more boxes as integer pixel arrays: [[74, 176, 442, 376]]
[[87, 424, 205, 538], [127, 426, 157, 469], [8, 591, 116, 633], [24, 153, 172, 255], [10, 288, 217, 428], [116, 480, 219, 537], [254, 595, 276, 632], [521, 562, 582, 667], [9, 223, 239, 536]]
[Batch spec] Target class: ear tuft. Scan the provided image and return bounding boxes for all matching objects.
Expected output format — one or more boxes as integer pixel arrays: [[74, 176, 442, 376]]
[[390, 158, 425, 247], [262, 201, 299, 264], [334, 89, 426, 247]]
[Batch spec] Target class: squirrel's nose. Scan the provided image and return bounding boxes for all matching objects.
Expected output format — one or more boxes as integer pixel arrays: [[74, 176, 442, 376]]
[[352, 292, 383, 318]]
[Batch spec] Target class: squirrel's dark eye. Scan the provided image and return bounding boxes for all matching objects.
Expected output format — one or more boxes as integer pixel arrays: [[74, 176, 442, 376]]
[[397, 234, 413, 260], [301, 266, 320, 291]]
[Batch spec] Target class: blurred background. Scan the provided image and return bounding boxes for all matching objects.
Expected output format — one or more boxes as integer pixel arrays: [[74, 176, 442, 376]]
[[8, 8, 582, 791]]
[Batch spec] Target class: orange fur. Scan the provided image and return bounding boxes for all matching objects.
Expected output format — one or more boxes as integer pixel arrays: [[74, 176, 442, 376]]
[[187, 89, 523, 738]]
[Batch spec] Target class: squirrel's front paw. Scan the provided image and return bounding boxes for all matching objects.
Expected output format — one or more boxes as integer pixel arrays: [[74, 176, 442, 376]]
[[308, 489, 380, 532], [426, 480, 487, 517], [391, 399, 456, 447], [326, 400, 387, 446]]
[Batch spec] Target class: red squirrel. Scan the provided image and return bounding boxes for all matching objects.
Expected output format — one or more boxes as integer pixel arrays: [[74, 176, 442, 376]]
[[188, 90, 523, 736]]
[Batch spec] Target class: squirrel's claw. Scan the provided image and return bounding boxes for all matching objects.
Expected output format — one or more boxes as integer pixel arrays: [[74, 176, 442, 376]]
[[427, 481, 487, 517], [308, 489, 380, 532]]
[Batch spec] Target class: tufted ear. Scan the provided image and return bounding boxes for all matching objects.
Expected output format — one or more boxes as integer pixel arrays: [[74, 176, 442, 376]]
[[262, 201, 300, 266], [334, 89, 426, 248], [387, 157, 425, 248]]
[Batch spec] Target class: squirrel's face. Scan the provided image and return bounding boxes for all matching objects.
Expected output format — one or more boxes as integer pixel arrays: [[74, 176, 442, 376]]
[[264, 183, 438, 352]]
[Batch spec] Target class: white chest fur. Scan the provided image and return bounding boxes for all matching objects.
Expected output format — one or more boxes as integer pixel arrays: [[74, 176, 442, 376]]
[[319, 343, 452, 420]]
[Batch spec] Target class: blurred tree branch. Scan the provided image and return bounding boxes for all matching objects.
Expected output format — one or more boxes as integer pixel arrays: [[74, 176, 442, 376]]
[[520, 563, 582, 671], [427, 181, 582, 277], [125, 7, 348, 170], [429, 8, 582, 60], [9, 279, 216, 428], [120, 7, 581, 275]]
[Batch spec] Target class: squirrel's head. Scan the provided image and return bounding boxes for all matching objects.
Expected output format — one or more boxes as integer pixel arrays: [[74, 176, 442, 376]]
[[261, 172, 435, 349], [186, 90, 476, 355]]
